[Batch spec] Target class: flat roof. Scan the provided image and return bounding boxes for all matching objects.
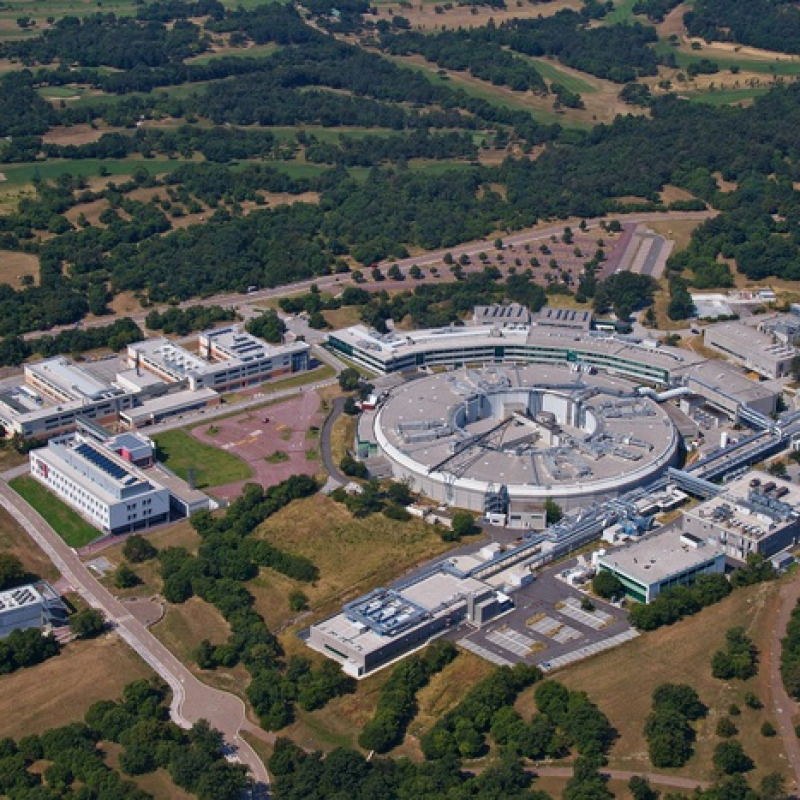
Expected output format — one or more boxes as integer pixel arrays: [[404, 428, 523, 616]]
[[707, 321, 795, 359], [599, 529, 723, 586], [201, 325, 309, 362], [0, 584, 44, 613], [683, 360, 777, 405], [329, 323, 702, 373], [376, 364, 677, 490], [26, 358, 117, 401], [120, 387, 218, 424]]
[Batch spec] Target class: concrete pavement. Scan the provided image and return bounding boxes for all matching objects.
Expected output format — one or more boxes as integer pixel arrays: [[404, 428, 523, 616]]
[[0, 480, 270, 792]]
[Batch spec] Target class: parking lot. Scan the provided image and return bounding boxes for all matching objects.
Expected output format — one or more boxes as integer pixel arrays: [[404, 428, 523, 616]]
[[455, 558, 636, 672]]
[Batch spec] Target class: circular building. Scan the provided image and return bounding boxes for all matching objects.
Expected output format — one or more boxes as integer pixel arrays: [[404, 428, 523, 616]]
[[372, 364, 680, 527]]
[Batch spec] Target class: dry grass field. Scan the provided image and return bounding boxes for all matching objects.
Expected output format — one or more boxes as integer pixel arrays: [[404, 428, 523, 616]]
[[0, 505, 59, 583], [0, 249, 39, 287], [515, 579, 791, 785], [0, 634, 153, 739], [371, 0, 582, 31], [250, 494, 455, 623]]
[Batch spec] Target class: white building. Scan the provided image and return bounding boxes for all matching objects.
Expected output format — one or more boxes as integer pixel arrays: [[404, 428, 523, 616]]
[[30, 432, 170, 535], [0, 357, 137, 440], [704, 321, 796, 379], [596, 529, 726, 603], [127, 326, 310, 393]]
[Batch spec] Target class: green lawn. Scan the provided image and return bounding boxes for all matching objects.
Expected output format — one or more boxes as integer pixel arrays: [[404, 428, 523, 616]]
[[153, 429, 252, 489], [685, 86, 772, 106], [10, 475, 99, 548], [604, 0, 639, 24], [0, 159, 187, 187], [655, 41, 800, 76], [524, 58, 599, 94], [186, 43, 281, 64]]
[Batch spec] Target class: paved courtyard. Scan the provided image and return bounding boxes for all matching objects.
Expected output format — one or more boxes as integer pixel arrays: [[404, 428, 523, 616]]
[[191, 390, 325, 500], [455, 559, 636, 672]]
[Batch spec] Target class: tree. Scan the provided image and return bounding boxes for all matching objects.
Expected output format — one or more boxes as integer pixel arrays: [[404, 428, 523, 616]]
[[451, 511, 478, 539], [629, 775, 660, 800], [713, 740, 754, 775], [545, 498, 562, 525], [0, 554, 26, 591], [716, 717, 738, 738], [123, 534, 157, 563], [69, 608, 105, 639], [246, 310, 285, 344], [114, 564, 141, 589], [338, 367, 361, 392], [289, 590, 308, 612], [592, 570, 624, 599]]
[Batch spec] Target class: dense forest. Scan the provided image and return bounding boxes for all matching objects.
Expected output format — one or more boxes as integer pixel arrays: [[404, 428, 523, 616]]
[[685, 0, 800, 55]]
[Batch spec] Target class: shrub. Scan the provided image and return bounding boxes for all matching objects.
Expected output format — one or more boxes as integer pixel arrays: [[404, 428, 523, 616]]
[[716, 717, 738, 738], [761, 721, 777, 737], [592, 570, 623, 600]]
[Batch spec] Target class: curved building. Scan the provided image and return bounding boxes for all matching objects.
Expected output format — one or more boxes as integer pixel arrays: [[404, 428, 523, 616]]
[[372, 364, 680, 527]]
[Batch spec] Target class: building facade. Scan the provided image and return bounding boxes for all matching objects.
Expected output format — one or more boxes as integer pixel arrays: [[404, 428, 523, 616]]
[[30, 433, 171, 535]]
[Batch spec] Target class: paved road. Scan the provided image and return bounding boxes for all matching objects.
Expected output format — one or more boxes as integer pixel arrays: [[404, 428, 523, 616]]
[[320, 397, 349, 487], [0, 480, 271, 793], [534, 766, 709, 790], [767, 576, 800, 795], [24, 210, 716, 343]]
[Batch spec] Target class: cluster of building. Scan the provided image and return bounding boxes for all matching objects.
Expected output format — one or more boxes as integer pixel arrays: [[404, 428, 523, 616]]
[[0, 327, 310, 440], [597, 472, 800, 603], [327, 310, 780, 420]]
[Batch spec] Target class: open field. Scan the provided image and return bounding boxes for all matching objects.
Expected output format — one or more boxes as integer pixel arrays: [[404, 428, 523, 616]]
[[185, 42, 281, 64], [521, 579, 791, 784], [685, 86, 772, 107], [0, 158, 186, 187], [0, 504, 58, 583], [0, 249, 39, 287], [370, 0, 582, 31], [604, 0, 639, 24], [526, 57, 600, 95], [91, 518, 200, 597], [0, 634, 153, 739], [153, 428, 252, 490], [152, 597, 251, 697], [250, 494, 455, 624], [10, 475, 99, 548]]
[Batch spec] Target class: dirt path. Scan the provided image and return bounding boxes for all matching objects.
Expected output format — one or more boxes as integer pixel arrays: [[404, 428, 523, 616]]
[[767, 576, 800, 794], [534, 765, 709, 790]]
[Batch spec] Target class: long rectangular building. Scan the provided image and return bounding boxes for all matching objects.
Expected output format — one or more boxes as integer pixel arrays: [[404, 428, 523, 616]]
[[128, 326, 310, 392], [30, 432, 171, 535], [596, 529, 725, 603], [705, 321, 796, 379]]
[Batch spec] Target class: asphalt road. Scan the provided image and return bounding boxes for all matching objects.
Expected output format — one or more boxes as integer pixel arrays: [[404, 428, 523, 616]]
[[24, 209, 716, 343], [0, 479, 271, 793], [320, 396, 348, 486]]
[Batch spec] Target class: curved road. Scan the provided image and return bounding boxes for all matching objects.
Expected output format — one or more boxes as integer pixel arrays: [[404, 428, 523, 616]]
[[320, 396, 349, 486], [24, 210, 716, 342], [0, 480, 270, 794]]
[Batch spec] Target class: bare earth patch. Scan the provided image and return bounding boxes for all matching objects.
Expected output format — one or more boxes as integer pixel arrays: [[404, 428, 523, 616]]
[[0, 249, 40, 287], [42, 123, 123, 147]]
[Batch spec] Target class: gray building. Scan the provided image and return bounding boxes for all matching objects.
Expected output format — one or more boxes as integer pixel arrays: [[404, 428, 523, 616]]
[[308, 568, 512, 677], [681, 472, 800, 560], [704, 321, 795, 379], [0, 583, 68, 638]]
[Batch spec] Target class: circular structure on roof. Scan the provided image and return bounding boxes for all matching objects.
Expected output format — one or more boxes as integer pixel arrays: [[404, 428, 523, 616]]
[[372, 364, 680, 524]]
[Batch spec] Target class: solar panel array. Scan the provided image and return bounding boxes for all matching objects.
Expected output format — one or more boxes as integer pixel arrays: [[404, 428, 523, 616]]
[[75, 442, 129, 481]]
